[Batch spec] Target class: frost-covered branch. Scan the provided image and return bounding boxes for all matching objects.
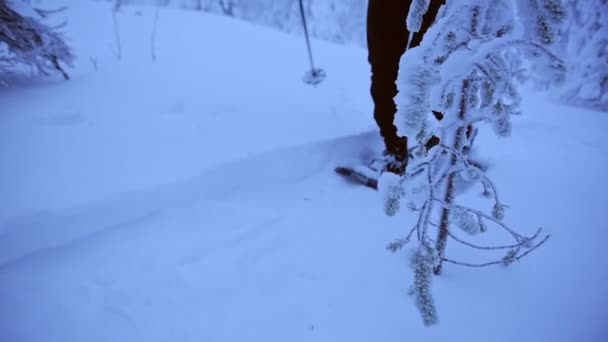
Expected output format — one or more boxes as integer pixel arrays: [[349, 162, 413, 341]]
[[430, 199, 527, 240], [442, 233, 550, 268], [112, 1, 122, 60], [0, 1, 74, 81], [409, 244, 439, 326], [446, 229, 528, 251]]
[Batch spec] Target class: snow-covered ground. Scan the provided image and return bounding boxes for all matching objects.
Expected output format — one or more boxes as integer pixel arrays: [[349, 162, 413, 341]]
[[1, 2, 607, 341]]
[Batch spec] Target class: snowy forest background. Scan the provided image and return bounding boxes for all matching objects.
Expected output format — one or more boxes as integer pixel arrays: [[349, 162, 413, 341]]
[[14, 0, 607, 111], [2, 0, 607, 111]]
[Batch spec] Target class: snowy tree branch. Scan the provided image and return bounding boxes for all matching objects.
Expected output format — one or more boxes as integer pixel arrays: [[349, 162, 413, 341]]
[[0, 1, 74, 81], [442, 233, 550, 268], [447, 227, 544, 251], [381, 0, 564, 326]]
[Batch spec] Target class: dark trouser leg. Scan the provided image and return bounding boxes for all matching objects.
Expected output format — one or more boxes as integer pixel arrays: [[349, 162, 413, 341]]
[[367, 0, 447, 154], [367, 0, 410, 153]]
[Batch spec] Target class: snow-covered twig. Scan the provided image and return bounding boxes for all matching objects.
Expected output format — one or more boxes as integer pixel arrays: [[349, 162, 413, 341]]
[[430, 199, 526, 239], [447, 227, 543, 250], [112, 2, 122, 60], [480, 176, 501, 206], [437, 143, 473, 168], [419, 160, 437, 240], [442, 233, 550, 268], [151, 8, 159, 61], [410, 243, 439, 325], [415, 201, 430, 241]]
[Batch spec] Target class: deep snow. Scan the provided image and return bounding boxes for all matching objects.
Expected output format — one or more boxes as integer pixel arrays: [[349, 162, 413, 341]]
[[1, 2, 607, 342]]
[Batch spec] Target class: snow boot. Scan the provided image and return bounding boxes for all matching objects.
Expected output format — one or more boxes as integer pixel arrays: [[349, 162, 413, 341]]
[[369, 136, 409, 175]]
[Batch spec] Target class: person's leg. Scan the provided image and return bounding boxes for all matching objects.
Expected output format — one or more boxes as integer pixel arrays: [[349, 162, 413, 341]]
[[367, 0, 452, 171], [367, 0, 411, 167]]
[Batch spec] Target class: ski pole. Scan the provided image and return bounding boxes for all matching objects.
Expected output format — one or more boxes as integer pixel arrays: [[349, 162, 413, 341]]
[[298, 0, 325, 85]]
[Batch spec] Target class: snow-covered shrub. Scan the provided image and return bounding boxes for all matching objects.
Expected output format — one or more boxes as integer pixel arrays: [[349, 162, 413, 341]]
[[381, 0, 561, 326], [556, 0, 607, 112], [0, 1, 74, 82]]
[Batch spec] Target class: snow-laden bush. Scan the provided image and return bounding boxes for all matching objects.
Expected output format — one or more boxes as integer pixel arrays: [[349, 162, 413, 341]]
[[556, 0, 607, 112], [0, 1, 74, 83], [382, 0, 563, 326]]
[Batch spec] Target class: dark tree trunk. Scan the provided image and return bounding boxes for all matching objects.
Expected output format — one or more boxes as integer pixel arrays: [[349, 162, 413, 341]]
[[434, 79, 470, 275]]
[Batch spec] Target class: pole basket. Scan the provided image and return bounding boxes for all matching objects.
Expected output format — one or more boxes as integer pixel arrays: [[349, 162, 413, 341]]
[[302, 68, 326, 85]]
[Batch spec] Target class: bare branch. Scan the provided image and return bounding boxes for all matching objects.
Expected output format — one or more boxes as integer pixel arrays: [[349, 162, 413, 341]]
[[406, 223, 418, 241]]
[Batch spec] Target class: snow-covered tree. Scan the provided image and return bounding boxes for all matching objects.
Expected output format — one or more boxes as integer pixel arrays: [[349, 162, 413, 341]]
[[382, 0, 564, 326], [556, 0, 607, 111], [0, 1, 74, 82]]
